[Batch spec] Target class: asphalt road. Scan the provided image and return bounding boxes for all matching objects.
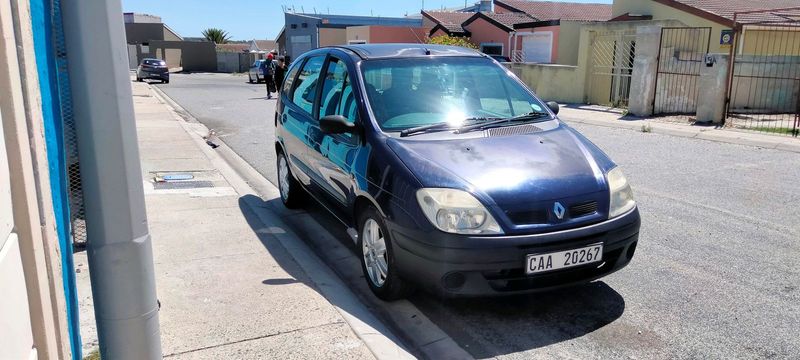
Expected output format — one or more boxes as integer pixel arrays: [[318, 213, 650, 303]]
[[156, 73, 800, 359]]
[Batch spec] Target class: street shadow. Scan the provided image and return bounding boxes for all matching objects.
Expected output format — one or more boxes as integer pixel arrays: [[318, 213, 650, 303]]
[[237, 194, 415, 355], [410, 281, 625, 358], [561, 103, 642, 121], [248, 96, 274, 100], [262, 278, 300, 285], [240, 192, 625, 358]]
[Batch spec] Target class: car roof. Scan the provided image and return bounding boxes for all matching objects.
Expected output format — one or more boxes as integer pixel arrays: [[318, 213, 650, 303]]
[[329, 43, 484, 60]]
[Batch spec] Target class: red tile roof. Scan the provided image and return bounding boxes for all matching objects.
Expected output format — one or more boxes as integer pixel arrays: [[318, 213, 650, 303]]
[[654, 0, 800, 25], [422, 11, 475, 26], [495, 0, 613, 21], [482, 12, 539, 29], [216, 43, 249, 52]]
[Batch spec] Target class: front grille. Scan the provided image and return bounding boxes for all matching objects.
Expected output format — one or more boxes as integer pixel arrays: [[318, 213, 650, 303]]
[[569, 201, 598, 218], [485, 124, 543, 137], [505, 209, 548, 225]]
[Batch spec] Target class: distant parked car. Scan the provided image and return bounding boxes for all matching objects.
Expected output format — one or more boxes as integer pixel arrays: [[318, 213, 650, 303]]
[[249, 59, 267, 83], [136, 58, 169, 83]]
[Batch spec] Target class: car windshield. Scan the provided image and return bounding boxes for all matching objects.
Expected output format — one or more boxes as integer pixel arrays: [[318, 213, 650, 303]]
[[360, 57, 550, 132], [143, 59, 165, 66]]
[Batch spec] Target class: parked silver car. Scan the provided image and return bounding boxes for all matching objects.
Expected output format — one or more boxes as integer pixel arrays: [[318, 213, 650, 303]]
[[136, 58, 169, 83], [248, 59, 266, 83]]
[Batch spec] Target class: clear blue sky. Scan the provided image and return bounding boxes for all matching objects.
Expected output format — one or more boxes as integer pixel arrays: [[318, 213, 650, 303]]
[[121, 0, 612, 41]]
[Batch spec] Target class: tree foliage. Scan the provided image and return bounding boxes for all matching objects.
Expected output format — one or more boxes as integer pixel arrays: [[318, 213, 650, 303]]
[[202, 28, 231, 44], [426, 35, 478, 49]]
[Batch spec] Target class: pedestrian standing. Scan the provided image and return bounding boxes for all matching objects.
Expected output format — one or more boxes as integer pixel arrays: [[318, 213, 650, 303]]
[[274, 56, 287, 93], [263, 53, 277, 99]]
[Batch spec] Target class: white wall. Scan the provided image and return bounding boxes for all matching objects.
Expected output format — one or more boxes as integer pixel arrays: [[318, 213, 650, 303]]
[[0, 110, 37, 360]]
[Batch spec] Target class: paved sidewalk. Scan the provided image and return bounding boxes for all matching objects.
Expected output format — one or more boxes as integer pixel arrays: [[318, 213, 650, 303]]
[[558, 105, 800, 153], [75, 80, 411, 359]]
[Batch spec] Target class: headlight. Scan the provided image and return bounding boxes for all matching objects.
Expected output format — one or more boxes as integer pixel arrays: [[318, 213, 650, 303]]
[[607, 167, 636, 218], [416, 188, 503, 235]]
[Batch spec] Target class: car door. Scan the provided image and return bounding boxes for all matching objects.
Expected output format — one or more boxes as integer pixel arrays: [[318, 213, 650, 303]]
[[279, 54, 326, 186], [306, 54, 363, 211]]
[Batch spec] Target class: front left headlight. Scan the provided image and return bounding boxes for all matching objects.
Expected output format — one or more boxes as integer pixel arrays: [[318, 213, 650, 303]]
[[416, 188, 503, 235], [607, 167, 636, 218]]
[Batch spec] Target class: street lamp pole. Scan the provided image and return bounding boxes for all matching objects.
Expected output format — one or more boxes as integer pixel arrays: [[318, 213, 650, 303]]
[[60, 1, 162, 359]]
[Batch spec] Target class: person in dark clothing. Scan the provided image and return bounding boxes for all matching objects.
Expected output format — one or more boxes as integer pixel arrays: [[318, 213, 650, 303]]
[[263, 53, 277, 99], [274, 56, 287, 93]]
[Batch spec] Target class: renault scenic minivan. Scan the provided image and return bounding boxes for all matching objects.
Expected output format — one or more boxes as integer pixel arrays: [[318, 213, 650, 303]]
[[274, 44, 640, 300]]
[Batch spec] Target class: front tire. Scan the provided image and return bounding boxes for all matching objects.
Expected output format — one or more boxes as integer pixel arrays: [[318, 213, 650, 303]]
[[276, 152, 304, 208], [358, 206, 413, 301]]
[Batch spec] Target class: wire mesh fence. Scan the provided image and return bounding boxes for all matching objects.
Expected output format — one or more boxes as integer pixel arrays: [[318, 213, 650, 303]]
[[54, 0, 87, 248]]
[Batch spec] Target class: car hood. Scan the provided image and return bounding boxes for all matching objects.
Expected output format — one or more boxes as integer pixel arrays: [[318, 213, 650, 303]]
[[386, 123, 616, 231]]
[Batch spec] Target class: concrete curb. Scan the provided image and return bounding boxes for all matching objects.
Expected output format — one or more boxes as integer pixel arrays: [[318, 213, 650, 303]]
[[149, 84, 470, 359], [559, 111, 800, 154]]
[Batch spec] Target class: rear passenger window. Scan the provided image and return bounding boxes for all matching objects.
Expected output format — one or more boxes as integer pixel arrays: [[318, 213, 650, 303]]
[[291, 55, 325, 115], [318, 58, 357, 124]]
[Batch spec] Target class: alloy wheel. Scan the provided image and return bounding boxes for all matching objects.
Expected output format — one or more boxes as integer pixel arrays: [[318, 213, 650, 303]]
[[278, 155, 290, 201], [362, 218, 388, 287]]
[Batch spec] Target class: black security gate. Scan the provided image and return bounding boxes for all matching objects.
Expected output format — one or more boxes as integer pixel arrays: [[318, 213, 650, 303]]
[[726, 7, 800, 137], [653, 27, 712, 119]]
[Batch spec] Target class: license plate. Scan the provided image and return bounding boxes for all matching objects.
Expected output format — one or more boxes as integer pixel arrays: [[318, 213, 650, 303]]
[[526, 243, 603, 275]]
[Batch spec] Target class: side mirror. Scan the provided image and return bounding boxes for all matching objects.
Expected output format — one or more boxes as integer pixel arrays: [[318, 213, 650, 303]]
[[320, 115, 358, 134], [546, 101, 560, 115]]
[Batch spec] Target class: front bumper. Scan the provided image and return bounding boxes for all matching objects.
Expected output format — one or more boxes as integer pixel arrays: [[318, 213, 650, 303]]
[[390, 207, 640, 297]]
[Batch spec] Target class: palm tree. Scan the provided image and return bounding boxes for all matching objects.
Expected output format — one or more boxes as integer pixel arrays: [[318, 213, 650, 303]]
[[202, 28, 231, 44]]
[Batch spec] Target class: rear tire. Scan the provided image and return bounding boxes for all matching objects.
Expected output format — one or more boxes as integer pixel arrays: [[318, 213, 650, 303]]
[[358, 206, 414, 301], [276, 152, 304, 208]]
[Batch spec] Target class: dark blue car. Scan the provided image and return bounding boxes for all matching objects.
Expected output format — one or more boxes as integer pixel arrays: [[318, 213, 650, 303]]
[[274, 44, 640, 300]]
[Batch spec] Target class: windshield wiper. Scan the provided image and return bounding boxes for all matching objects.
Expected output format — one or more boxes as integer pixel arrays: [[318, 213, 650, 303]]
[[455, 112, 551, 134], [399, 117, 497, 137]]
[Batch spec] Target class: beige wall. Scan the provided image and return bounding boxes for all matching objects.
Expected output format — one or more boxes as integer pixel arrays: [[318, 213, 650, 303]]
[[613, 0, 731, 53], [369, 26, 427, 44], [556, 21, 584, 65], [319, 28, 347, 46], [347, 26, 371, 43], [125, 23, 167, 44], [740, 29, 800, 55], [506, 63, 584, 103], [149, 40, 217, 72]]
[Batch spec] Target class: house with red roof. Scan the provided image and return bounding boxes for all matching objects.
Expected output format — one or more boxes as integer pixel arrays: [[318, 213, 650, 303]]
[[421, 0, 614, 64]]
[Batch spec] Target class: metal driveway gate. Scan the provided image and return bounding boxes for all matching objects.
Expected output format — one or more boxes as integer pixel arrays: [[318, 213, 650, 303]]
[[653, 27, 712, 117], [589, 30, 636, 108], [726, 7, 800, 137]]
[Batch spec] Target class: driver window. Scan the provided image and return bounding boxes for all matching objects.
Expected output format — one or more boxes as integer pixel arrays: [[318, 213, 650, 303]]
[[319, 58, 358, 125]]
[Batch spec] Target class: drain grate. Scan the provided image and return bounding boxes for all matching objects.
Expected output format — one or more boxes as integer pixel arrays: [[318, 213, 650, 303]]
[[152, 180, 215, 190]]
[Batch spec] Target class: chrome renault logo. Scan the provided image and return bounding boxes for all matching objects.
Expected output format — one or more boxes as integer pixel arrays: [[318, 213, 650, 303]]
[[553, 202, 565, 220]]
